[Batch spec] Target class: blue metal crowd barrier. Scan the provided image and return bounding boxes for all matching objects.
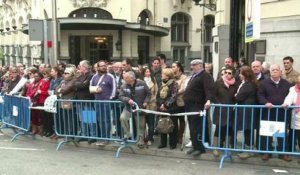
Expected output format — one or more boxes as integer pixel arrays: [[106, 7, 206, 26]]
[[0, 94, 32, 141], [203, 104, 300, 168], [0, 94, 4, 123], [54, 99, 139, 158]]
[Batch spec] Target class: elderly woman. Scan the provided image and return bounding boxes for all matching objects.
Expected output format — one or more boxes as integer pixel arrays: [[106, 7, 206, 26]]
[[212, 65, 238, 157], [157, 68, 179, 149], [55, 67, 77, 135]]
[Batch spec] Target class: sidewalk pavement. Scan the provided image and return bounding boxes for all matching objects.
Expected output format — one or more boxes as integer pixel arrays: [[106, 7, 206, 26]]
[[1, 129, 300, 169]]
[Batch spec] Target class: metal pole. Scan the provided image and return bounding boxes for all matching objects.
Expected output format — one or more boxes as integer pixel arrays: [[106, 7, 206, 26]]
[[52, 0, 58, 65], [201, 2, 205, 61], [43, 20, 48, 64]]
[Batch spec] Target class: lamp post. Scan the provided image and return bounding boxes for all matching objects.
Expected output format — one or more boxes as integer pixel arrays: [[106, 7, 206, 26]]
[[52, 0, 58, 65], [192, 0, 216, 62]]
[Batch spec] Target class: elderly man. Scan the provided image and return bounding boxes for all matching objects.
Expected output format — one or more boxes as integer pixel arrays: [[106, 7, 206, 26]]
[[258, 64, 292, 161], [184, 59, 214, 156], [282, 56, 300, 85], [119, 71, 151, 148], [251, 60, 268, 81]]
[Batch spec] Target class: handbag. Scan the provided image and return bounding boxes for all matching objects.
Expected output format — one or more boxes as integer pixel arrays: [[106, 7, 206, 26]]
[[89, 74, 105, 94], [156, 117, 174, 134], [61, 101, 73, 109]]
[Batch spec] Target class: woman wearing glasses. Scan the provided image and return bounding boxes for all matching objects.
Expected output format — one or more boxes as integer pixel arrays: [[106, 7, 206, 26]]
[[212, 65, 238, 157]]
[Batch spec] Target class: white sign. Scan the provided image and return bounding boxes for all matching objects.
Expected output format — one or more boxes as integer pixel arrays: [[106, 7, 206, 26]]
[[260, 120, 285, 137], [245, 0, 261, 43], [12, 106, 18, 117]]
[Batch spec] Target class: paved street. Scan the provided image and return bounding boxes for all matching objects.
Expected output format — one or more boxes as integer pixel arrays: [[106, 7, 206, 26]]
[[1, 131, 300, 175]]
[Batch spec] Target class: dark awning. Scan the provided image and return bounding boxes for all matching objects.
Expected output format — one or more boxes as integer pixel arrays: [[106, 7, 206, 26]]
[[23, 18, 169, 37]]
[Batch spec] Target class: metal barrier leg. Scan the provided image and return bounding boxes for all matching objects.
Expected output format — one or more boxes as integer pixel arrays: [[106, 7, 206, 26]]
[[56, 137, 69, 151], [115, 141, 135, 158], [219, 150, 233, 168], [11, 131, 31, 142]]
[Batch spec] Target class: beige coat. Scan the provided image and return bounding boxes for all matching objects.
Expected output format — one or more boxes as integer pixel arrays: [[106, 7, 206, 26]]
[[175, 74, 187, 107], [146, 80, 158, 110]]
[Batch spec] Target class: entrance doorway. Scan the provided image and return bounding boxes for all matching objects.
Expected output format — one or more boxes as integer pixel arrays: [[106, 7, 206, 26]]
[[138, 36, 149, 65], [69, 35, 113, 65]]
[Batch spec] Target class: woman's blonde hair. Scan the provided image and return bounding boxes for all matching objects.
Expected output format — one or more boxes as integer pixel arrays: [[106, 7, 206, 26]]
[[162, 68, 174, 79]]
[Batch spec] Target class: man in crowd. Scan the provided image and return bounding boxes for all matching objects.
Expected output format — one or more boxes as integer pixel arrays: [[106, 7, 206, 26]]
[[282, 56, 300, 85], [151, 57, 162, 88], [157, 54, 169, 69], [119, 71, 151, 148], [258, 64, 292, 161], [90, 60, 116, 145], [184, 59, 214, 156]]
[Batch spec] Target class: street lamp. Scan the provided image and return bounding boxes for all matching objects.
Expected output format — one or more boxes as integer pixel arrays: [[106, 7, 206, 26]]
[[192, 0, 216, 11]]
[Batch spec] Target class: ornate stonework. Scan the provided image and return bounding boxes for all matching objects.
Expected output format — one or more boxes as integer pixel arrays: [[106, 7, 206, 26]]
[[72, 0, 109, 8]]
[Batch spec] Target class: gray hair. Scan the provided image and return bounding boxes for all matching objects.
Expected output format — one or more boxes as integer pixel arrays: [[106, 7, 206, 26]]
[[126, 71, 136, 79], [79, 60, 90, 69]]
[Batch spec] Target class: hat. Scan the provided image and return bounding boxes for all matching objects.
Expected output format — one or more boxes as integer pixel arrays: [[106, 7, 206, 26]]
[[190, 59, 203, 65], [64, 67, 75, 76]]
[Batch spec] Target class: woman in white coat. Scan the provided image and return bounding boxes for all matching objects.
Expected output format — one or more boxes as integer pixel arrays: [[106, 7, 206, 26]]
[[282, 74, 300, 162]]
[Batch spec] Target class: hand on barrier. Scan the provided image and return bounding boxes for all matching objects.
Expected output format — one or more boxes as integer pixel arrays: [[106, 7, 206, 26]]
[[265, 102, 273, 109]]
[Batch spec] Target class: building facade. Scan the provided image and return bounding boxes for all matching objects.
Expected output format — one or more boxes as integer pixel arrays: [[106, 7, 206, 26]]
[[0, 0, 215, 67], [213, 0, 300, 76], [1, 0, 299, 75]]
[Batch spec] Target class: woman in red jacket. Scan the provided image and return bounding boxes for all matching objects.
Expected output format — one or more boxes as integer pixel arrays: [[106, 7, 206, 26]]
[[26, 72, 43, 135], [36, 68, 51, 136]]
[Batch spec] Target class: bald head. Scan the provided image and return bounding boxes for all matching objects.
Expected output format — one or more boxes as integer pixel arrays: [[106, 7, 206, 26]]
[[113, 62, 123, 74], [270, 64, 282, 80]]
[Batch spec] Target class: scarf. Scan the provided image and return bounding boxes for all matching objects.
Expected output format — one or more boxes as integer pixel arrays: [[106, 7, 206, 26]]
[[160, 79, 174, 99], [222, 75, 236, 88], [296, 84, 300, 113], [144, 77, 153, 88]]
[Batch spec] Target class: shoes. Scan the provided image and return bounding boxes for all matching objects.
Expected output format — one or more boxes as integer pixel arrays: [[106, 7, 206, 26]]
[[213, 150, 220, 158], [170, 145, 176, 150], [191, 150, 205, 156], [278, 155, 292, 162], [147, 140, 152, 146], [158, 145, 167, 149], [238, 152, 254, 160], [137, 143, 145, 149], [186, 148, 196, 155], [261, 154, 271, 161], [96, 141, 109, 146], [88, 139, 97, 144], [185, 141, 192, 148]]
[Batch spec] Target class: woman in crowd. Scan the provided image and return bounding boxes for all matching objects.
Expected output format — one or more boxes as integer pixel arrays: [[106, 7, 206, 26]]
[[157, 68, 179, 149], [212, 65, 238, 157], [55, 67, 77, 135], [282, 74, 300, 163], [36, 68, 52, 135], [26, 72, 44, 135], [142, 66, 158, 146], [235, 66, 258, 160], [171, 62, 187, 144]]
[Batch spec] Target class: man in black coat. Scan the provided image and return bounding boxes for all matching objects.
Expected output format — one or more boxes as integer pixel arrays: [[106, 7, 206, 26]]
[[183, 59, 214, 156]]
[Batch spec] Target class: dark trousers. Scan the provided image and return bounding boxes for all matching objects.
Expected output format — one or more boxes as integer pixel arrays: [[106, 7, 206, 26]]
[[43, 111, 54, 134], [112, 103, 123, 138], [145, 113, 155, 141], [160, 116, 178, 147], [214, 125, 233, 147], [185, 104, 209, 152]]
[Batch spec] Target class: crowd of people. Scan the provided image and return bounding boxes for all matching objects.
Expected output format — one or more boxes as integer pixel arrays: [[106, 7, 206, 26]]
[[0, 54, 300, 162]]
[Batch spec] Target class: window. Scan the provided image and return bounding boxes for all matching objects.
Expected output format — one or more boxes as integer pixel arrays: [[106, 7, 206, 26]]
[[138, 10, 149, 25], [173, 47, 185, 64], [69, 7, 112, 19], [171, 13, 189, 42]]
